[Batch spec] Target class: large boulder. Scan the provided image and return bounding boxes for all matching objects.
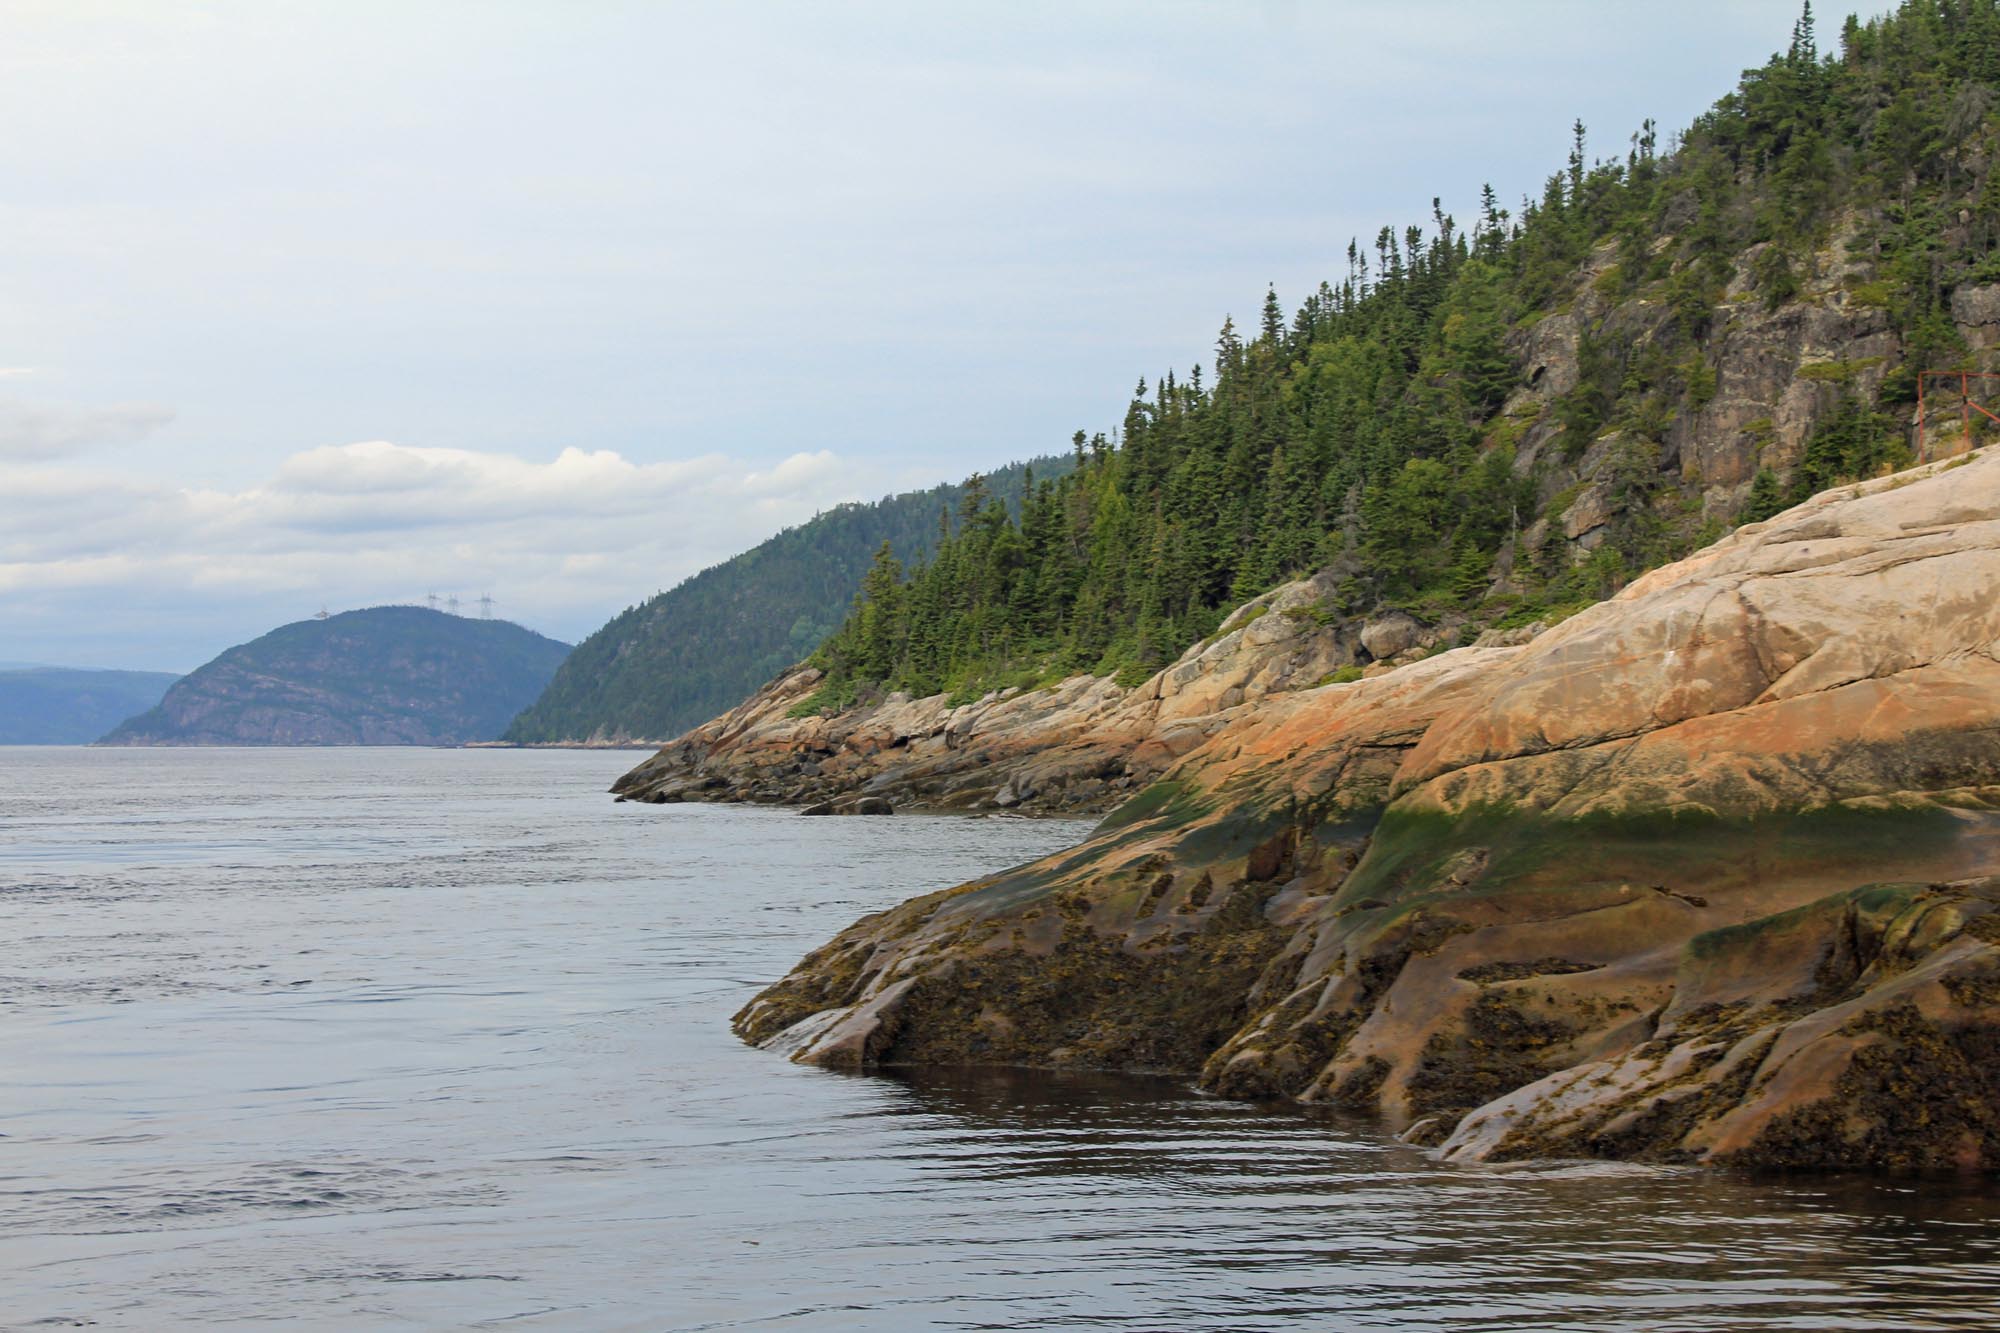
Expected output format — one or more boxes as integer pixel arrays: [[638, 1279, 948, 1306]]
[[1359, 611, 1423, 662], [1952, 283, 2000, 350]]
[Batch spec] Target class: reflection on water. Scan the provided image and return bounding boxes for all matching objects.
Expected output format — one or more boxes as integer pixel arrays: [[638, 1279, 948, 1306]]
[[0, 747, 1996, 1330], [878, 1066, 2000, 1330]]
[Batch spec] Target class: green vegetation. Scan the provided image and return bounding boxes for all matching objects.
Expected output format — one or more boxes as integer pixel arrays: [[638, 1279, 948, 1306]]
[[504, 458, 1067, 741], [801, 2, 2000, 706], [1790, 387, 1909, 498], [1338, 798, 1961, 921]]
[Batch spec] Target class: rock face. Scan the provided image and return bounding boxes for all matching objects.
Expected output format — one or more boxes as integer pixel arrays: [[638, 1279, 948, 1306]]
[[728, 448, 2000, 1170], [101, 607, 571, 746], [1510, 219, 1918, 556], [1953, 284, 2000, 352]]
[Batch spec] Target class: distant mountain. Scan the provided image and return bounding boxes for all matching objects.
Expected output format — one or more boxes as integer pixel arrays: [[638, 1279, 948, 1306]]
[[503, 456, 1072, 744], [101, 606, 571, 746], [0, 667, 182, 744]]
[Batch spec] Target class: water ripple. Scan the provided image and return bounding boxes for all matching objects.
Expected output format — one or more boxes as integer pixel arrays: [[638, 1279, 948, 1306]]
[[1, 747, 1997, 1330]]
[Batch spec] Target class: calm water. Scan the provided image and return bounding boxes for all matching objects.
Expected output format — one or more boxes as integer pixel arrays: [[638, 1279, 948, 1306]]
[[2, 748, 1998, 1331]]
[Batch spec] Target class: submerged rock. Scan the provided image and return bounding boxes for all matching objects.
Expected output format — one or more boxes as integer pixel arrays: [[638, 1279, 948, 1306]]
[[729, 447, 2000, 1171]]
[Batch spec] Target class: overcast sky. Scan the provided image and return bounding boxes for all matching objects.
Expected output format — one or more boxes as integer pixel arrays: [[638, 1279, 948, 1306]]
[[2, 0, 1823, 671]]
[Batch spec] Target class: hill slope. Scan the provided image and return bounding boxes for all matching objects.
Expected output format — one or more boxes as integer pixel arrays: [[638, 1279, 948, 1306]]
[[0, 668, 181, 744], [777, 0, 2000, 714], [503, 457, 1068, 744], [102, 607, 570, 746]]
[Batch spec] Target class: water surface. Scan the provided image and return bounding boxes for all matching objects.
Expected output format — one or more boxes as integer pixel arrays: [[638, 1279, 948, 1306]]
[[2, 747, 1997, 1329]]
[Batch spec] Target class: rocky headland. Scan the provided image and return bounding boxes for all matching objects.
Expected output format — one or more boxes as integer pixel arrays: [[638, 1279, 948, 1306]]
[[625, 446, 2000, 1170], [610, 562, 1370, 816], [618, 269, 2000, 819]]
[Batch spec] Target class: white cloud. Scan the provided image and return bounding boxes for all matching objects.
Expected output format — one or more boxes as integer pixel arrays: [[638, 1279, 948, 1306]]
[[0, 398, 174, 459], [0, 438, 875, 667]]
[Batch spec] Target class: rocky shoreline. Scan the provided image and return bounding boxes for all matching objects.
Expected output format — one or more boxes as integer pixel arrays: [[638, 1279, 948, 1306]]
[[621, 447, 2000, 1170], [610, 570, 1479, 815]]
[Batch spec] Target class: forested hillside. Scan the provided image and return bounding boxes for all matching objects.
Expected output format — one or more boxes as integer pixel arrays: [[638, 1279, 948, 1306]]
[[504, 458, 1068, 742], [799, 0, 2000, 712]]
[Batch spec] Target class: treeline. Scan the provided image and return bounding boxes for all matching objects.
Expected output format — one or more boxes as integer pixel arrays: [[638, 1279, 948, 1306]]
[[504, 458, 1067, 741], [801, 1, 2000, 709]]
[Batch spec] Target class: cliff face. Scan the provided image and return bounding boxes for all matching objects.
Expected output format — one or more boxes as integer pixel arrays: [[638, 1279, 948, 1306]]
[[102, 607, 571, 746], [1511, 221, 1919, 538], [725, 446, 2000, 1170]]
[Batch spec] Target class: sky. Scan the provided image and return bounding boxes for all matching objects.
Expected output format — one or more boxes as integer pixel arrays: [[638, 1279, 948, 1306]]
[[0, 0, 1824, 671]]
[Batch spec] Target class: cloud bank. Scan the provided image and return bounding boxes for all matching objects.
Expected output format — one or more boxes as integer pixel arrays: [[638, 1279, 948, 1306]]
[[0, 399, 175, 460], [0, 439, 869, 669]]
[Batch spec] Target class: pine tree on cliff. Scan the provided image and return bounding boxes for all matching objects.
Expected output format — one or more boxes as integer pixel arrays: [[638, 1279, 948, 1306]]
[[1742, 469, 1787, 523]]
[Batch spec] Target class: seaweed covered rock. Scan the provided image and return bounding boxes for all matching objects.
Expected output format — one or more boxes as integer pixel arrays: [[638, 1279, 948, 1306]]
[[736, 447, 2000, 1170], [1438, 878, 2000, 1168]]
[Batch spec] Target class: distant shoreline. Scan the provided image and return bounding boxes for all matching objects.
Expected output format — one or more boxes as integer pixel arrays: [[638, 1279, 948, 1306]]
[[463, 740, 664, 751], [1, 740, 665, 751]]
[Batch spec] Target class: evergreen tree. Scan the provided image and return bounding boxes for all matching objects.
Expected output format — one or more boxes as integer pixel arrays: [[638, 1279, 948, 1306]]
[[1742, 468, 1787, 522]]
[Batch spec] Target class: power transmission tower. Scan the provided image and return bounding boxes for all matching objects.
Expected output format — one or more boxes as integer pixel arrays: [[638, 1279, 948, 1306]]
[[478, 593, 494, 619], [426, 591, 440, 612], [446, 594, 460, 616], [1916, 371, 2000, 460]]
